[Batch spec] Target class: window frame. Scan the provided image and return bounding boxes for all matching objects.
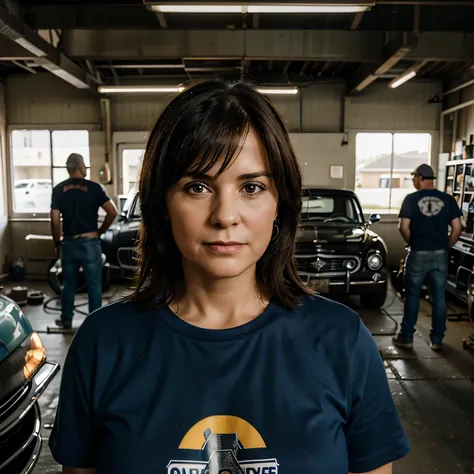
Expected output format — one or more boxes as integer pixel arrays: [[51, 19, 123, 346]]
[[354, 130, 435, 218], [7, 125, 98, 220]]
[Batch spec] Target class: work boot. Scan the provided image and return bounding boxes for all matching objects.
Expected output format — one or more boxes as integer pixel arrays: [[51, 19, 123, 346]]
[[55, 319, 72, 330], [392, 333, 413, 349]]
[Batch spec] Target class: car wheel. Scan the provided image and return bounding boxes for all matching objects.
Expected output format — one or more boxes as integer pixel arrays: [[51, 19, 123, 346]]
[[360, 283, 388, 309]]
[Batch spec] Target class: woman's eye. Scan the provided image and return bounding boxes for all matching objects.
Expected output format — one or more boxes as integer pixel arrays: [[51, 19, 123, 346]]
[[187, 183, 210, 194], [243, 183, 265, 195]]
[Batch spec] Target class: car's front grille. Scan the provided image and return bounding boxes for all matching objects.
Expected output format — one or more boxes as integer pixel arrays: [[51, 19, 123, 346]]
[[0, 341, 29, 406], [296, 253, 361, 275], [0, 402, 40, 473]]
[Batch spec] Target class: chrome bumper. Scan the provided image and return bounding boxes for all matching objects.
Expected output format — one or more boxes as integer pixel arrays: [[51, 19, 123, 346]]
[[300, 271, 385, 294], [0, 361, 59, 474]]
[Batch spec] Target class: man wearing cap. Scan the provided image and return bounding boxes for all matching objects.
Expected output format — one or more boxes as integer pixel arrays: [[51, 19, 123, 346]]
[[393, 163, 462, 351], [50, 153, 118, 329]]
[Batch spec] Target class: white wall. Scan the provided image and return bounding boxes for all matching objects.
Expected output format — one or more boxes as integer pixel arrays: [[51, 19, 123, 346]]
[[0, 84, 9, 276], [4, 73, 442, 275]]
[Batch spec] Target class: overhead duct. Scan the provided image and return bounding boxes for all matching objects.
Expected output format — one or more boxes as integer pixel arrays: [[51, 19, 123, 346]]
[[0, 6, 95, 91]]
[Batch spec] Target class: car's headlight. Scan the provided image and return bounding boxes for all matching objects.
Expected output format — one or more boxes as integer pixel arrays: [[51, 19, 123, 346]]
[[23, 332, 46, 380], [367, 253, 383, 271], [343, 259, 357, 270]]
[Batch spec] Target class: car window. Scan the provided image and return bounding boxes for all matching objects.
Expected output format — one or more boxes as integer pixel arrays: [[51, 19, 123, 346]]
[[14, 183, 29, 189], [301, 191, 362, 223], [131, 197, 141, 218]]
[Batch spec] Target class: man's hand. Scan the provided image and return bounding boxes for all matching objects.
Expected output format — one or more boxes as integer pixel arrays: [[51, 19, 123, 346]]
[[398, 217, 411, 245]]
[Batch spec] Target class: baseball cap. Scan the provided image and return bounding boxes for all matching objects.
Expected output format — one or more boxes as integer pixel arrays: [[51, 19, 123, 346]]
[[412, 164, 436, 180], [66, 153, 85, 169]]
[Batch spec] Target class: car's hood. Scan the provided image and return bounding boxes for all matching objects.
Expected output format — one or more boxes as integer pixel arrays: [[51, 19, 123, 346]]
[[296, 222, 368, 244], [0, 295, 33, 362]]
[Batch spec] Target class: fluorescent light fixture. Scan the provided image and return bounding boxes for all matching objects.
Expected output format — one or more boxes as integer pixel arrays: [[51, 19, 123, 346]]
[[388, 70, 417, 89], [152, 5, 243, 12], [256, 87, 299, 95], [98, 85, 185, 94], [149, 4, 372, 14], [248, 5, 370, 13]]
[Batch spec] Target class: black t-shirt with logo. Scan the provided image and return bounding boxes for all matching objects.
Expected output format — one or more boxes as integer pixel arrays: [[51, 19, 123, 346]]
[[49, 295, 409, 473], [399, 189, 462, 251], [51, 178, 110, 237]]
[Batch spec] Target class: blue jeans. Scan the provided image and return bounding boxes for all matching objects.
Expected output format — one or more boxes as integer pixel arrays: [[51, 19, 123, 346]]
[[60, 238, 102, 321], [402, 249, 448, 344]]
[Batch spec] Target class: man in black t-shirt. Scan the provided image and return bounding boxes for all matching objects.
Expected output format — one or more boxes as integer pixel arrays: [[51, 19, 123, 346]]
[[50, 153, 118, 329], [393, 164, 462, 351]]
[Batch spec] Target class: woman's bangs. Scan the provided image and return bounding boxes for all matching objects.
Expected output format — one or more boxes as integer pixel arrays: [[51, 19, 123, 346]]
[[174, 105, 250, 180]]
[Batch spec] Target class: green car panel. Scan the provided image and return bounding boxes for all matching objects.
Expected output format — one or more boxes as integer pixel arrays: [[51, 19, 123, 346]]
[[0, 294, 33, 363]]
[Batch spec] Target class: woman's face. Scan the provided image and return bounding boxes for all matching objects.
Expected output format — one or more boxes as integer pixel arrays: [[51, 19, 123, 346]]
[[166, 128, 279, 281]]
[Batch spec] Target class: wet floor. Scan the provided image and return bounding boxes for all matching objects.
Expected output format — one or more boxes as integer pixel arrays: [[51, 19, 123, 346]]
[[11, 283, 474, 473]]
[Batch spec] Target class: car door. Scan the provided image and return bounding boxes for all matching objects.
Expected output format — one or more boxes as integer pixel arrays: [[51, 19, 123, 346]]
[[116, 194, 141, 269]]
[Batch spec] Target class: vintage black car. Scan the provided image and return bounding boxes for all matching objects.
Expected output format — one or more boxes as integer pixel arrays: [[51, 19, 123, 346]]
[[101, 188, 388, 307], [0, 293, 59, 473], [296, 189, 388, 308]]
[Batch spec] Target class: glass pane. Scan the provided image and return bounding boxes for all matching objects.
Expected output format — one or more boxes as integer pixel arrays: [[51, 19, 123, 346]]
[[301, 190, 362, 224], [122, 149, 145, 194], [11, 130, 52, 213], [53, 167, 90, 186], [391, 133, 432, 213], [52, 130, 90, 167], [355, 133, 393, 214]]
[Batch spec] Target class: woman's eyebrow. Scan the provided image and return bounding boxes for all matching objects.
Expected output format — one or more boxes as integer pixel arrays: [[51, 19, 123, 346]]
[[183, 171, 272, 180]]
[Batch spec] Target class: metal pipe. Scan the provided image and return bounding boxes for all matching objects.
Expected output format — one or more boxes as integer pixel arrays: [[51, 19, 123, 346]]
[[442, 98, 474, 116], [440, 77, 474, 98]]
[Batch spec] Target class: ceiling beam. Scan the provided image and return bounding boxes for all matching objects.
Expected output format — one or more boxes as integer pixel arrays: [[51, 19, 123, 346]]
[[0, 7, 95, 91], [349, 32, 418, 94], [62, 29, 474, 63]]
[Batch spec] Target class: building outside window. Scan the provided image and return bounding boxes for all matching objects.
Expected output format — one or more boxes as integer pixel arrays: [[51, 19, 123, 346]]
[[10, 130, 90, 214], [355, 132, 432, 214]]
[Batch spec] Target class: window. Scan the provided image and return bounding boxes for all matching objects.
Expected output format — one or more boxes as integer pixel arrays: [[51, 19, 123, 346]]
[[301, 190, 362, 224], [355, 132, 432, 214], [11, 130, 90, 214], [121, 148, 145, 195]]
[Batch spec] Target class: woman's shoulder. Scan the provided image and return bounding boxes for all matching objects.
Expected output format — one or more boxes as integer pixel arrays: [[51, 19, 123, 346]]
[[72, 298, 161, 346], [281, 294, 362, 345]]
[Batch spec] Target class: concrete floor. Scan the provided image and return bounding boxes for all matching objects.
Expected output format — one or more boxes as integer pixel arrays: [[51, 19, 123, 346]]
[[8, 282, 474, 474]]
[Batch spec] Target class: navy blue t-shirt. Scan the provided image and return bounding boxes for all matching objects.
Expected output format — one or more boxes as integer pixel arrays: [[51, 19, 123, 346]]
[[49, 296, 409, 474], [399, 189, 462, 251], [51, 178, 110, 237]]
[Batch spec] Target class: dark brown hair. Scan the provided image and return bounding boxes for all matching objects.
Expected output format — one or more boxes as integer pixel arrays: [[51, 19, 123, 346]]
[[130, 80, 312, 308]]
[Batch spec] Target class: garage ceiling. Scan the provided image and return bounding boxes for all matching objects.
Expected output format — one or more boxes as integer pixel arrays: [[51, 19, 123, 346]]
[[1, 0, 474, 93]]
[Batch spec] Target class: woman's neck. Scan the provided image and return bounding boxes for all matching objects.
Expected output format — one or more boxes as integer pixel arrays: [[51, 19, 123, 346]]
[[169, 267, 269, 330]]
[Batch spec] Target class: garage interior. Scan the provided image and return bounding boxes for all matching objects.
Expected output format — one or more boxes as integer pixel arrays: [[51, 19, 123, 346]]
[[1, 0, 474, 473]]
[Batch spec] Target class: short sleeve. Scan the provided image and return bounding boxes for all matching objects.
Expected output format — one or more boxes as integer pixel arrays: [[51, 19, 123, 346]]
[[398, 195, 412, 219], [96, 183, 110, 207], [51, 187, 60, 210], [449, 195, 462, 220], [346, 322, 409, 473], [49, 328, 97, 468]]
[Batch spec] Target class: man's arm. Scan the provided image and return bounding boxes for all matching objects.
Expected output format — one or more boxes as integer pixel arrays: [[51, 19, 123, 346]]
[[350, 463, 392, 474], [97, 200, 118, 236], [398, 217, 411, 245], [50, 209, 62, 249], [449, 217, 462, 248]]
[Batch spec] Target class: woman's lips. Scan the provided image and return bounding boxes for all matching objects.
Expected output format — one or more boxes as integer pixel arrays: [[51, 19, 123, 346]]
[[204, 242, 246, 254]]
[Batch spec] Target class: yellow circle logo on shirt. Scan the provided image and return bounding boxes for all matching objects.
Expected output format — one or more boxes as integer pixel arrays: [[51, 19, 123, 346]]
[[179, 415, 266, 449]]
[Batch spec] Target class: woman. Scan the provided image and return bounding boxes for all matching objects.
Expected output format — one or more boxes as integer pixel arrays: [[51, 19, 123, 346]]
[[50, 80, 409, 474]]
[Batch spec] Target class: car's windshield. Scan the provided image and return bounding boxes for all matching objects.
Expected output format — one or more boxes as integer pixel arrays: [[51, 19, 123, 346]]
[[301, 191, 363, 224]]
